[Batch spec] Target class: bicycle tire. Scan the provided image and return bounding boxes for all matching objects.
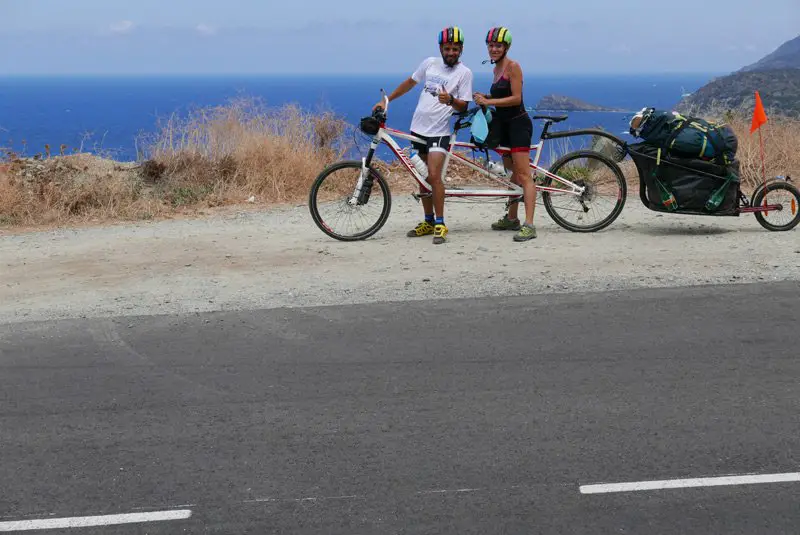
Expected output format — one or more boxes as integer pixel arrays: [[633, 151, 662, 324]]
[[309, 160, 392, 241], [542, 150, 627, 232], [751, 180, 800, 232]]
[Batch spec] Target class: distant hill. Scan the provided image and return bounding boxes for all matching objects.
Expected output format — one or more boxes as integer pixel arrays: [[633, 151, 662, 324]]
[[534, 94, 627, 112], [676, 35, 800, 118], [739, 35, 800, 72], [676, 69, 800, 118]]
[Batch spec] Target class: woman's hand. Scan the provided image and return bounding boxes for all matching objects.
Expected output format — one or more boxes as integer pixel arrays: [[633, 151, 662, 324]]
[[473, 93, 490, 107]]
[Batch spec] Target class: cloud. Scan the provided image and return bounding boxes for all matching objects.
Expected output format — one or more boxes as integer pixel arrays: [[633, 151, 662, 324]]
[[196, 24, 217, 36], [109, 20, 135, 35]]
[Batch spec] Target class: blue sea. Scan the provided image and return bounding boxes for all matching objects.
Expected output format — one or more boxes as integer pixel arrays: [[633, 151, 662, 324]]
[[0, 73, 718, 163]]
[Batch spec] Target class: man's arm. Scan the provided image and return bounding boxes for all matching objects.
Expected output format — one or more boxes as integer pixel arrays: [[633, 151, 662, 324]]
[[388, 77, 418, 103], [373, 77, 417, 111]]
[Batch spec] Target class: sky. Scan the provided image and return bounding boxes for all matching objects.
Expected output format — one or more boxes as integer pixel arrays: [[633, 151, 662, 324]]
[[1, 0, 799, 75]]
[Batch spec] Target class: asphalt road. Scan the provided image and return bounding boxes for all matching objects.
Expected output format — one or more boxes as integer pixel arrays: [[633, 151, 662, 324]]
[[1, 281, 799, 534]]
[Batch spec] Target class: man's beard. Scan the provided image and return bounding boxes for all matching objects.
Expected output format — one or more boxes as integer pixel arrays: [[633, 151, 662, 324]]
[[442, 54, 459, 67]]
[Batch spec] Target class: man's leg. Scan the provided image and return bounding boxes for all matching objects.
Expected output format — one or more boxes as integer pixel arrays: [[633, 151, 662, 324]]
[[406, 144, 435, 237], [425, 150, 447, 244], [419, 153, 435, 220], [426, 151, 445, 220]]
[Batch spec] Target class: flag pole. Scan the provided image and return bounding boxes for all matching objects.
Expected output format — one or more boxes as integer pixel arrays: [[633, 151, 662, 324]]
[[750, 90, 769, 209], [759, 128, 767, 199]]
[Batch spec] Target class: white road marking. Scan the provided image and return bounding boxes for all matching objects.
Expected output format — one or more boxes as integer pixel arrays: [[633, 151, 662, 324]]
[[0, 509, 191, 531], [416, 488, 480, 495], [580, 472, 800, 494], [244, 495, 359, 504]]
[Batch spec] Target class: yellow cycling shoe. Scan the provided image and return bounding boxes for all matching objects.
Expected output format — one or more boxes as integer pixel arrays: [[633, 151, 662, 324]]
[[433, 223, 448, 245], [407, 221, 435, 237]]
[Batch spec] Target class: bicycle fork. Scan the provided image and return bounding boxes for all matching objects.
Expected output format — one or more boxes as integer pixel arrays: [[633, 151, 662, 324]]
[[348, 137, 380, 206]]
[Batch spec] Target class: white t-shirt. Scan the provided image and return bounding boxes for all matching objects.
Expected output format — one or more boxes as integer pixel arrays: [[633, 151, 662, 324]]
[[409, 57, 473, 137]]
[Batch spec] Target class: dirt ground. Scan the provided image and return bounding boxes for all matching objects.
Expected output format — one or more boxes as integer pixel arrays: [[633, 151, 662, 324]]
[[2, 195, 799, 325]]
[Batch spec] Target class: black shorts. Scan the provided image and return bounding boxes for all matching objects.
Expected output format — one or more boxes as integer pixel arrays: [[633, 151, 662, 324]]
[[488, 113, 533, 152], [410, 132, 451, 155]]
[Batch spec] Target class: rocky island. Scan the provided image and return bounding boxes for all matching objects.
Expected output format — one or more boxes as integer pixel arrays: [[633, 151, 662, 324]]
[[533, 94, 628, 112]]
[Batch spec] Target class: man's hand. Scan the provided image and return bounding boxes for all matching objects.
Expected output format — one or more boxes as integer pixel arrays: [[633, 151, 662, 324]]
[[438, 89, 453, 106], [372, 78, 416, 113]]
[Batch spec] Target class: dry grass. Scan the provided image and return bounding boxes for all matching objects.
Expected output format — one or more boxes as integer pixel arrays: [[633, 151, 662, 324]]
[[141, 96, 350, 204], [725, 111, 799, 191], [0, 154, 162, 226], [1, 97, 351, 228]]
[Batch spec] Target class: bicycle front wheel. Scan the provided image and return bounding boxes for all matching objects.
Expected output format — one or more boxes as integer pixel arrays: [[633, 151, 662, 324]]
[[309, 160, 392, 241], [542, 150, 627, 232], [751, 180, 800, 231]]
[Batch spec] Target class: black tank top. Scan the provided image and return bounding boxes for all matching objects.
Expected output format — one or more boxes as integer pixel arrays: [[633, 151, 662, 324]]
[[490, 67, 526, 121]]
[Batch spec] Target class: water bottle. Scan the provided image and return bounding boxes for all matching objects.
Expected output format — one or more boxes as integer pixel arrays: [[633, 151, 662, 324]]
[[656, 180, 678, 211], [409, 150, 428, 178], [705, 174, 735, 211]]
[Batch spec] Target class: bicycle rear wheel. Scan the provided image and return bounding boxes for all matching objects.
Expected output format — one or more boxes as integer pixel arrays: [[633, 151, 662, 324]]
[[751, 180, 800, 231], [542, 150, 627, 232], [309, 160, 392, 241]]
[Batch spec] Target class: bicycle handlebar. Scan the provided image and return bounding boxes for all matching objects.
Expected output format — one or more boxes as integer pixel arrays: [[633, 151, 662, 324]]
[[380, 88, 390, 114]]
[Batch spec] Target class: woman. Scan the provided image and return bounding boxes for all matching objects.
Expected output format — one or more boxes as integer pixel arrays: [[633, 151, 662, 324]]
[[473, 26, 537, 242]]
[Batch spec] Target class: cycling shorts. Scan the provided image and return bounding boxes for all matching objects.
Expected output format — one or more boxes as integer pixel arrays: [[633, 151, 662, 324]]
[[410, 132, 451, 155], [488, 113, 533, 153]]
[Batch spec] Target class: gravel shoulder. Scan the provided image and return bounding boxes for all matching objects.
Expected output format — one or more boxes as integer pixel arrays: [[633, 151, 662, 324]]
[[2, 196, 799, 325]]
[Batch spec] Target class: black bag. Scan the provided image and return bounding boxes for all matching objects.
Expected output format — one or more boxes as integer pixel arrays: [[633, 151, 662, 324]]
[[359, 116, 380, 135], [628, 142, 740, 214]]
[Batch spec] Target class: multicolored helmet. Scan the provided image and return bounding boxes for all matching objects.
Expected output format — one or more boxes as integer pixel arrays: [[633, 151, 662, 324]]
[[438, 26, 464, 45], [485, 27, 512, 46]]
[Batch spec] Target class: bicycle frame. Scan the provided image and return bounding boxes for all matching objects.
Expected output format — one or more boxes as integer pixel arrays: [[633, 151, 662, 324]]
[[349, 93, 587, 205]]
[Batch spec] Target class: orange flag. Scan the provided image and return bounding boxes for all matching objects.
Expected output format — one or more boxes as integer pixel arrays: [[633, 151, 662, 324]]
[[750, 91, 768, 133]]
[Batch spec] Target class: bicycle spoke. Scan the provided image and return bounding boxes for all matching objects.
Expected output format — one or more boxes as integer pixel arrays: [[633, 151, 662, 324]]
[[543, 152, 626, 232], [311, 162, 390, 240], [759, 188, 799, 228]]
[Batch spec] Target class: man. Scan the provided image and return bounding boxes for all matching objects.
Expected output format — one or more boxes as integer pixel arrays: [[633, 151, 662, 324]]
[[374, 27, 473, 245]]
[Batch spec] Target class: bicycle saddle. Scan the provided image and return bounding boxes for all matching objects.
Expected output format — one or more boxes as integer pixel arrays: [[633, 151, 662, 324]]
[[531, 114, 568, 123]]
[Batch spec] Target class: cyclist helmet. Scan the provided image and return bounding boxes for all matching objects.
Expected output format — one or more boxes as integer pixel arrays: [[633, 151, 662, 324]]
[[438, 26, 464, 45], [485, 26, 512, 46]]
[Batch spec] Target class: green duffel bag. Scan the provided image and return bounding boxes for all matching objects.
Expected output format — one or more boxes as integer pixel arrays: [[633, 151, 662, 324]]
[[629, 108, 738, 165]]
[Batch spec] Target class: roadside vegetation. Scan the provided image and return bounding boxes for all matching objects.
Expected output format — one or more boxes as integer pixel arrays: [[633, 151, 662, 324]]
[[1, 96, 798, 228]]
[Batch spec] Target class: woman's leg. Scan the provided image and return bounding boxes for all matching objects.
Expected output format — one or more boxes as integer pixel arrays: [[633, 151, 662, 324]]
[[510, 150, 535, 225], [502, 153, 521, 221]]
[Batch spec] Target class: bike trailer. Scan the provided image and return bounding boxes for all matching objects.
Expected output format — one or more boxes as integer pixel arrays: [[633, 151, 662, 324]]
[[628, 142, 741, 215]]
